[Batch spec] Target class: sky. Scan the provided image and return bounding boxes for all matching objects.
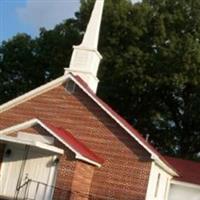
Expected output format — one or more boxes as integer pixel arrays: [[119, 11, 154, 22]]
[[0, 0, 80, 42], [0, 0, 141, 43]]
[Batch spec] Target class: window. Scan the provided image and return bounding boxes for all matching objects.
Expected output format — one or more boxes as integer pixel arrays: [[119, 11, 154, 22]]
[[154, 173, 161, 198], [65, 79, 76, 94]]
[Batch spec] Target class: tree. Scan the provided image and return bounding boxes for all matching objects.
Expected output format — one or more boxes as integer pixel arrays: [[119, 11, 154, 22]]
[[78, 0, 200, 159], [0, 34, 40, 104], [0, 19, 81, 104], [35, 18, 81, 81]]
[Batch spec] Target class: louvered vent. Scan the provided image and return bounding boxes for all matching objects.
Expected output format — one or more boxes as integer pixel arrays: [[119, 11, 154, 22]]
[[65, 79, 76, 94]]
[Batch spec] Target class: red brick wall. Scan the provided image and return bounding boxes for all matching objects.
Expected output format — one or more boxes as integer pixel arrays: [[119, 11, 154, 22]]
[[0, 84, 152, 200], [70, 161, 95, 200], [53, 149, 76, 200]]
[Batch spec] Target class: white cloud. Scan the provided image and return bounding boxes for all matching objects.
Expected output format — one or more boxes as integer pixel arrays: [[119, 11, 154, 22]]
[[132, 0, 142, 3], [17, 0, 80, 30], [17, 0, 142, 31]]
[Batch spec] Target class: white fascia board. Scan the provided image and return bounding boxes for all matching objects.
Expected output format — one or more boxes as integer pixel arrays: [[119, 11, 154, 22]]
[[0, 135, 64, 154], [35, 141, 64, 154], [171, 180, 200, 190], [152, 155, 178, 176], [0, 134, 35, 146], [75, 154, 101, 168], [0, 74, 71, 113], [0, 118, 38, 135]]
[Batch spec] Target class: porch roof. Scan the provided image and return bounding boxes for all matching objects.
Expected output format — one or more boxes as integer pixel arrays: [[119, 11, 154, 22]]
[[0, 135, 64, 154], [0, 119, 104, 167]]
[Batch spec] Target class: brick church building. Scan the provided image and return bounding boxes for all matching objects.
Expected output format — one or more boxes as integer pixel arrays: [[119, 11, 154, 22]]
[[0, 0, 199, 200]]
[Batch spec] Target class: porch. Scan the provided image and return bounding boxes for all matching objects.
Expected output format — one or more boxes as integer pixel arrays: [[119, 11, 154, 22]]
[[0, 179, 71, 200], [0, 134, 63, 200], [0, 120, 102, 200], [0, 179, 97, 200]]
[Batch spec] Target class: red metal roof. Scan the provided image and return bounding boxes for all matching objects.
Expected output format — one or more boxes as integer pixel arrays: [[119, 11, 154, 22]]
[[165, 156, 200, 185], [44, 121, 104, 165], [73, 75, 178, 174]]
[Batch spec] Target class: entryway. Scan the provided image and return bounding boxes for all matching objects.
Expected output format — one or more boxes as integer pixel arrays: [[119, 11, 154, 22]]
[[0, 143, 58, 200]]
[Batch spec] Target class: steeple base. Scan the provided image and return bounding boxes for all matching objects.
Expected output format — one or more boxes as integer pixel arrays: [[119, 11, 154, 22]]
[[64, 68, 99, 93], [65, 45, 102, 93]]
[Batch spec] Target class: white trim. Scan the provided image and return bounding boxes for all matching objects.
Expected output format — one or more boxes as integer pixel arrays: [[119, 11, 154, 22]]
[[0, 118, 38, 135], [0, 75, 70, 113], [0, 119, 101, 167], [145, 162, 154, 200], [145, 162, 173, 200], [64, 69, 99, 82], [75, 154, 101, 167], [152, 155, 178, 176], [35, 142, 64, 154], [171, 180, 200, 190], [17, 131, 55, 145], [0, 74, 177, 173], [0, 135, 64, 154], [72, 46, 102, 59]]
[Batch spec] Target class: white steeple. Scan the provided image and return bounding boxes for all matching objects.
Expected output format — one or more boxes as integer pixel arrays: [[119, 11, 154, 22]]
[[65, 0, 105, 93]]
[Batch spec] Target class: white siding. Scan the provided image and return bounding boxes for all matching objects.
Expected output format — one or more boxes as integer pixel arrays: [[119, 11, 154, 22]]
[[168, 182, 200, 200], [146, 162, 172, 200]]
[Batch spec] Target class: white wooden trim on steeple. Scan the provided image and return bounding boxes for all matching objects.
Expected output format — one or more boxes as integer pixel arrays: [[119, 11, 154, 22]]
[[65, 0, 105, 93], [81, 0, 105, 49]]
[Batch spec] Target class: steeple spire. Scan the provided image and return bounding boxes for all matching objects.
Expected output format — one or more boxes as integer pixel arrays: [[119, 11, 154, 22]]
[[81, 0, 105, 49], [65, 0, 105, 93]]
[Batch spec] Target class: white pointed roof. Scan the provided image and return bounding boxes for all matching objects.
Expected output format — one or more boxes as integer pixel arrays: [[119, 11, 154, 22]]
[[80, 0, 105, 49]]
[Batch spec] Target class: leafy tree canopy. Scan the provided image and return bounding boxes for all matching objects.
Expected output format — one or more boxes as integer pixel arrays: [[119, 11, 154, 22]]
[[1, 0, 200, 160]]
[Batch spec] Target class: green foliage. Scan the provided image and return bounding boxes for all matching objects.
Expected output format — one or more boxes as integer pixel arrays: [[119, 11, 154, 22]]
[[1, 0, 200, 159], [0, 34, 40, 103], [79, 0, 200, 159], [36, 19, 81, 81], [0, 19, 81, 104]]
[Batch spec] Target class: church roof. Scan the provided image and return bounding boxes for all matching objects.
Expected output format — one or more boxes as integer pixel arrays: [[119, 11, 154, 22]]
[[0, 73, 178, 175], [164, 156, 200, 186], [44, 121, 104, 166]]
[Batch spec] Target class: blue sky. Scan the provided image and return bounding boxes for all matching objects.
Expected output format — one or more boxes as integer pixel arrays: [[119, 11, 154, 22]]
[[0, 0, 140, 43], [0, 0, 80, 42]]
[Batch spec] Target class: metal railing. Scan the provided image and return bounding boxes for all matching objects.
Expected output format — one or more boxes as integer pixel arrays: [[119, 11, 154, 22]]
[[14, 179, 30, 200], [14, 179, 70, 200], [0, 180, 116, 200]]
